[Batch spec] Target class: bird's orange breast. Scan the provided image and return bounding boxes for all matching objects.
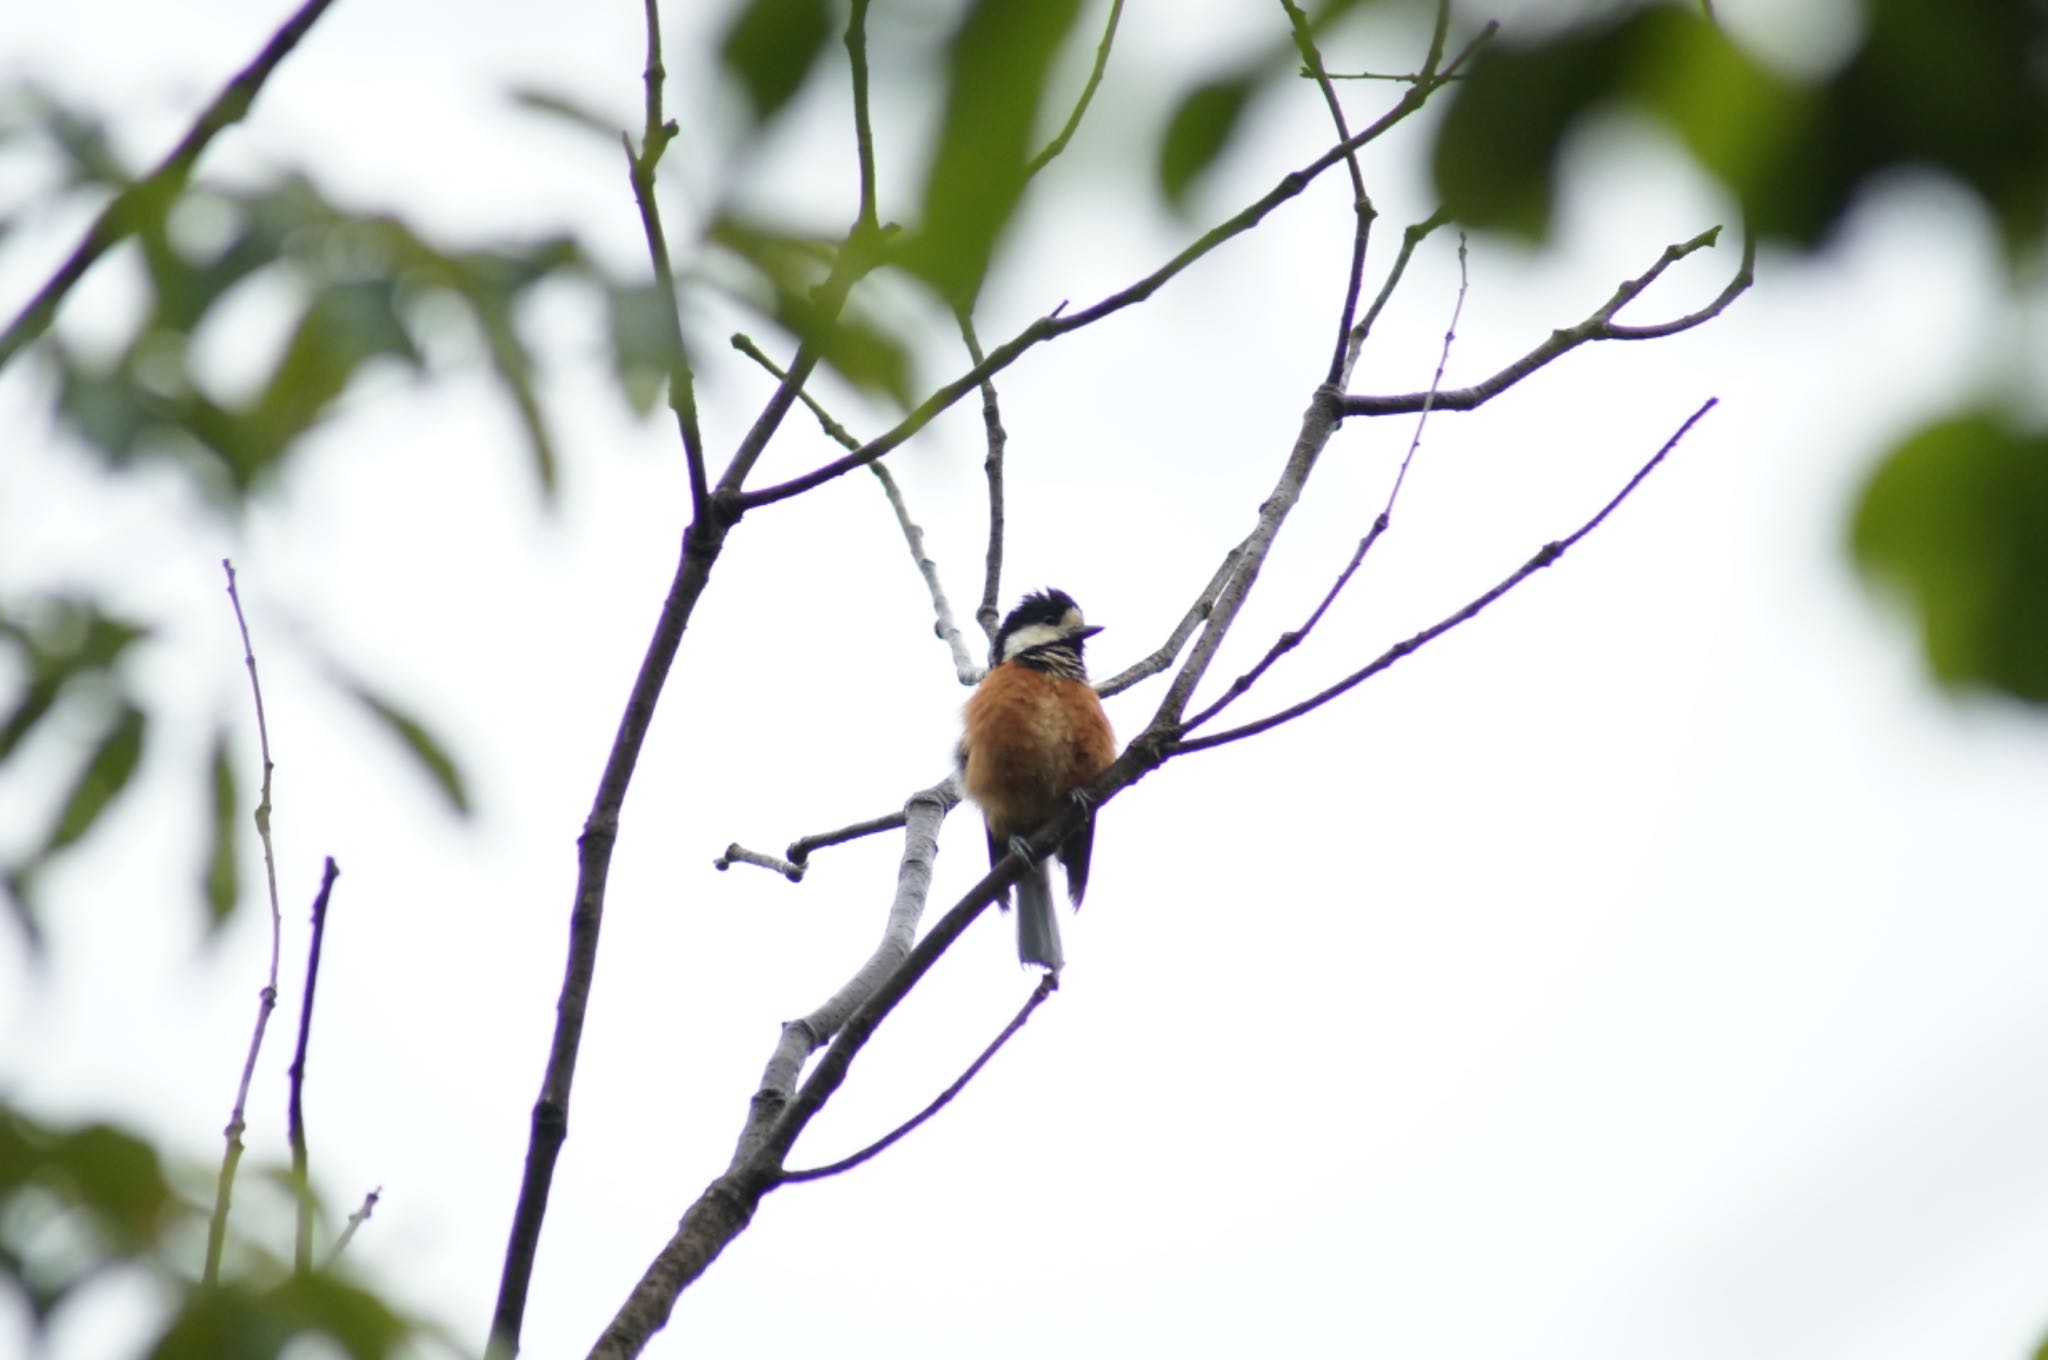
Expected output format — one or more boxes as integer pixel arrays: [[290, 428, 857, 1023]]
[[960, 663, 1115, 838]]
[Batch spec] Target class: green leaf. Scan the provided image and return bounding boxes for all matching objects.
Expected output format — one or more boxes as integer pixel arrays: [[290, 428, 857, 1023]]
[[1850, 412, 2048, 702], [1158, 74, 1257, 208], [720, 0, 835, 125], [151, 1274, 411, 1360], [203, 726, 240, 928], [507, 86, 625, 143], [606, 281, 681, 418], [44, 703, 146, 857], [334, 678, 471, 816], [907, 0, 1087, 303], [711, 217, 913, 405]]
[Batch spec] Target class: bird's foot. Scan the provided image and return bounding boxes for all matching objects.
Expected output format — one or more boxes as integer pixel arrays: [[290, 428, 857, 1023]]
[[1007, 834, 1039, 868]]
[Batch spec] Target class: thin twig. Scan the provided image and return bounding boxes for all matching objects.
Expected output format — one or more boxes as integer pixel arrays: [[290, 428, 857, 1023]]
[[1281, 0, 1374, 387], [287, 856, 340, 1275], [1340, 226, 1751, 418], [1096, 537, 1250, 698], [729, 332, 979, 681], [847, 0, 878, 231], [204, 560, 286, 1288], [956, 311, 1008, 653], [713, 844, 804, 881], [871, 461, 981, 683], [779, 973, 1059, 1183], [791, 808, 910, 865], [735, 24, 1497, 515], [1185, 237, 1469, 731], [1173, 398, 1720, 755], [623, 5, 710, 522], [0, 0, 343, 372], [327, 1187, 381, 1267], [1343, 206, 1450, 384], [1025, 0, 1125, 179]]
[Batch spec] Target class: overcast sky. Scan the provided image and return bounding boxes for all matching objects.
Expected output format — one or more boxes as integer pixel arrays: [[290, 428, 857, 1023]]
[[5, 1, 2048, 1358]]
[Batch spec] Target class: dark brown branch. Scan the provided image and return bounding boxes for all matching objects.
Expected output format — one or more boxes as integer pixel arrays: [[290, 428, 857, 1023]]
[[957, 311, 1008, 653], [1025, 0, 1125, 179], [0, 0, 343, 372], [734, 27, 1494, 515], [625, 0, 709, 521], [287, 856, 340, 1275], [790, 808, 910, 866], [779, 973, 1059, 1184], [1173, 398, 1720, 755], [1096, 536, 1250, 699], [1340, 226, 1750, 418], [490, 503, 734, 1360], [205, 559, 286, 1288]]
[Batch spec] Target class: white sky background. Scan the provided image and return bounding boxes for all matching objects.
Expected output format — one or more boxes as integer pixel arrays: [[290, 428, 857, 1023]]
[[5, 0, 2048, 1357]]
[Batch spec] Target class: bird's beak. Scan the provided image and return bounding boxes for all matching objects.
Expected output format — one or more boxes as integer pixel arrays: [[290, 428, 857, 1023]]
[[1072, 624, 1105, 640]]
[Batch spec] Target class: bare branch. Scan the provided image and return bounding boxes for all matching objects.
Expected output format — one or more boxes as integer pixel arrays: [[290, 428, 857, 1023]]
[[730, 332, 980, 681], [1340, 226, 1749, 418], [287, 856, 340, 1275], [1096, 536, 1250, 698], [713, 844, 804, 881], [734, 25, 1496, 515], [847, 0, 878, 231], [873, 461, 982, 683], [1025, 0, 1125, 180], [791, 808, 911, 866], [1281, 0, 1374, 387], [1343, 206, 1450, 384], [624, 0, 710, 521], [205, 559, 287, 1288], [0, 0, 344, 372], [779, 973, 1059, 1184], [957, 311, 1008, 652], [1185, 237, 1470, 730], [326, 1187, 381, 1267], [1174, 398, 1721, 754]]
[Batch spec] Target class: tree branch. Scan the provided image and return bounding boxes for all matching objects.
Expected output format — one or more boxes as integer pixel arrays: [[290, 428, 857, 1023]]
[[734, 27, 1494, 515], [779, 973, 1059, 1184], [1024, 0, 1125, 180], [1173, 398, 1720, 754], [1095, 536, 1250, 698], [1185, 235, 1469, 731], [1343, 206, 1450, 385], [287, 856, 340, 1275], [957, 311, 1008, 653], [0, 0, 344, 373], [1339, 226, 1749, 418], [625, 0, 710, 522], [204, 559, 287, 1288]]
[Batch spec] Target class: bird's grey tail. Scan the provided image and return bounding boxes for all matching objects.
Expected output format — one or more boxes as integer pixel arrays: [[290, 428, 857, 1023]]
[[1014, 861, 1064, 972]]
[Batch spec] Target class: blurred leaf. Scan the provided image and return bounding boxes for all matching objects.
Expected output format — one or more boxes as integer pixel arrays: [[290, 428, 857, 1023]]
[[507, 86, 626, 143], [712, 216, 912, 404], [333, 677, 470, 816], [203, 725, 239, 928], [0, 600, 147, 761], [906, 0, 1087, 303], [151, 1274, 411, 1360], [1851, 412, 2048, 702], [43, 703, 147, 858], [1159, 74, 1258, 208], [606, 281, 680, 417], [720, 0, 835, 125]]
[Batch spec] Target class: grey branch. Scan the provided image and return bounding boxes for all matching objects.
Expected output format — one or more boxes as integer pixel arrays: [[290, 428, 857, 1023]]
[[1340, 226, 1753, 418], [1096, 536, 1251, 698], [713, 844, 804, 881], [1174, 398, 1721, 754], [326, 1186, 381, 1267]]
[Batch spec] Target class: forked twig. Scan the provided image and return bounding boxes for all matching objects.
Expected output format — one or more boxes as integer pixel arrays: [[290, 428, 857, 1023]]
[[1174, 398, 1721, 753]]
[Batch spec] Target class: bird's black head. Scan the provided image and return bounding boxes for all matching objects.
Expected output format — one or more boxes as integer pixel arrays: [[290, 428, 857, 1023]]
[[997, 588, 1103, 674]]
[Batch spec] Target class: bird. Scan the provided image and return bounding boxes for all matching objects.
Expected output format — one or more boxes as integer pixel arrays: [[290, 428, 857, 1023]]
[[958, 588, 1117, 972]]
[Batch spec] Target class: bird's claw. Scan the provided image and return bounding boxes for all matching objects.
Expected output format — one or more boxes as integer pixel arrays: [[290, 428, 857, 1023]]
[[1007, 834, 1039, 868]]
